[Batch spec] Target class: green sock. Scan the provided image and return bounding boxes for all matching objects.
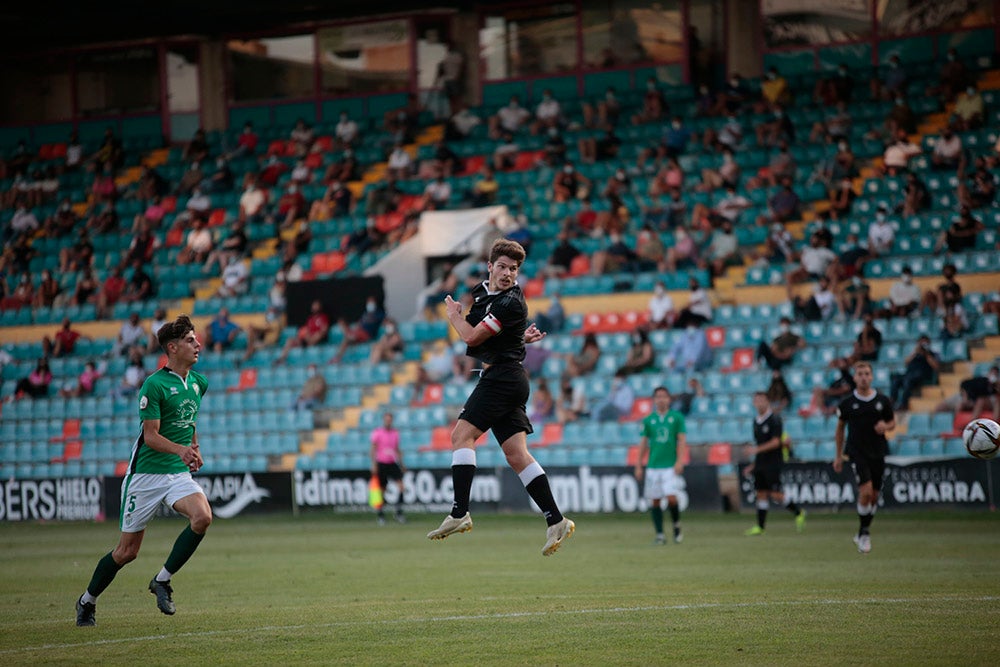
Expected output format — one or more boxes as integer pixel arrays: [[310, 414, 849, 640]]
[[163, 526, 205, 576], [651, 505, 664, 534], [86, 551, 124, 598]]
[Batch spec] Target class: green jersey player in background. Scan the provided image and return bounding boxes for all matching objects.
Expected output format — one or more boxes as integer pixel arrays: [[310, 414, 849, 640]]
[[633, 387, 687, 544], [76, 315, 212, 626]]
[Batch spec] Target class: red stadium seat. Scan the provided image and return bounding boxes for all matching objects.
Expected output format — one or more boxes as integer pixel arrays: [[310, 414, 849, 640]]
[[208, 209, 227, 227], [726, 347, 755, 372], [569, 254, 590, 276], [51, 418, 81, 442], [523, 278, 545, 298], [266, 140, 287, 157], [705, 326, 726, 348], [313, 135, 334, 153], [625, 398, 652, 422], [229, 368, 258, 393], [58, 440, 83, 462], [706, 443, 732, 465], [462, 155, 486, 175], [540, 423, 563, 446]]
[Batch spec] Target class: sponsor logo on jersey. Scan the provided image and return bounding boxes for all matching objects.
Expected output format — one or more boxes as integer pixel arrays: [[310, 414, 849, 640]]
[[170, 387, 179, 395], [174, 399, 199, 429], [875, 401, 882, 411], [139, 395, 148, 409]]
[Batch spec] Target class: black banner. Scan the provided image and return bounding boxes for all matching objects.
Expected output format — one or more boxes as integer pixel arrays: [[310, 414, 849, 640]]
[[285, 275, 384, 327], [103, 472, 295, 521], [738, 458, 997, 509], [0, 477, 105, 522]]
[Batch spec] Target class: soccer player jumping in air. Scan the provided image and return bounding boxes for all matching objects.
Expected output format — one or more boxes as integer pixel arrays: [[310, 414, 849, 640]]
[[834, 361, 895, 554], [428, 239, 575, 555], [76, 315, 212, 626]]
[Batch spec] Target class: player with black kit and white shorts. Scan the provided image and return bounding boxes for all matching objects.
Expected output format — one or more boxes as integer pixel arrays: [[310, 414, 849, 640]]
[[834, 361, 895, 554], [427, 239, 575, 556]]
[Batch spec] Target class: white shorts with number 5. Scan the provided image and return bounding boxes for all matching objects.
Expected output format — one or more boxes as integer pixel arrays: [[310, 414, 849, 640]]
[[119, 472, 205, 533], [643, 468, 684, 500]]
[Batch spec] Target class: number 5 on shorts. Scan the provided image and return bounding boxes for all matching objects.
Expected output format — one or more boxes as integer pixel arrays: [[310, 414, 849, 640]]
[[127, 495, 136, 512]]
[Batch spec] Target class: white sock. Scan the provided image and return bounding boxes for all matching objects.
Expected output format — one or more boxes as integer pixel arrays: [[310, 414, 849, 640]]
[[518, 461, 544, 487], [756, 499, 770, 510], [452, 448, 476, 467], [155, 567, 172, 583], [856, 502, 873, 516], [80, 591, 97, 605]]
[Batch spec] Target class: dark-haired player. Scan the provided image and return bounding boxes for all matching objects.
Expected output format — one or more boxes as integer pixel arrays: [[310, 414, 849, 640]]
[[743, 391, 805, 535], [834, 361, 895, 554], [428, 239, 575, 556], [76, 315, 212, 626], [633, 386, 687, 544]]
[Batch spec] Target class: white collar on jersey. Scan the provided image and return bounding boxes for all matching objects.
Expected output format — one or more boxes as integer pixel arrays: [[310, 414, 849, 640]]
[[852, 389, 877, 402], [755, 410, 773, 424], [482, 280, 518, 296], [163, 366, 191, 389]]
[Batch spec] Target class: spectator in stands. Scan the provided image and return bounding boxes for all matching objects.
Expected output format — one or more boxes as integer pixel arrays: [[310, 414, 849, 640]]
[[324, 149, 360, 183], [258, 155, 288, 188], [809, 101, 852, 144], [929, 48, 969, 101], [334, 112, 360, 150], [648, 281, 677, 329], [632, 76, 668, 125], [702, 219, 741, 278], [216, 258, 250, 298], [940, 293, 970, 340], [578, 125, 621, 165], [203, 220, 248, 273], [491, 131, 519, 171], [204, 308, 242, 353], [275, 299, 330, 366], [115, 312, 147, 357], [543, 127, 568, 167], [618, 329, 655, 375], [331, 296, 385, 363], [935, 207, 984, 253], [9, 204, 39, 241], [533, 292, 565, 335], [881, 266, 921, 318], [369, 318, 404, 365], [957, 158, 997, 209], [60, 361, 101, 399], [176, 218, 213, 266], [766, 370, 792, 412], [802, 357, 856, 418], [670, 377, 705, 416], [828, 177, 856, 220], [226, 122, 258, 160], [851, 314, 883, 363], [582, 87, 621, 129], [42, 317, 89, 358], [65, 131, 83, 171], [792, 275, 836, 322], [91, 127, 123, 168], [528, 378, 556, 423], [890, 336, 939, 410], [203, 157, 234, 194], [872, 54, 907, 100], [95, 266, 126, 319], [867, 205, 896, 256], [703, 112, 744, 152], [921, 263, 962, 315], [632, 223, 665, 272], [697, 147, 740, 192], [530, 90, 562, 134], [933, 366, 999, 421], [275, 183, 307, 231], [839, 274, 874, 320], [122, 259, 155, 304], [386, 93, 422, 145], [665, 324, 711, 373], [289, 118, 315, 157], [594, 369, 636, 421], [422, 175, 452, 210], [7, 272, 34, 309], [713, 184, 751, 224], [663, 226, 698, 274], [33, 269, 60, 309], [649, 157, 684, 197], [760, 67, 792, 108], [756, 317, 805, 371], [72, 268, 99, 308], [760, 178, 802, 225], [147, 306, 169, 354], [112, 349, 146, 398], [137, 165, 169, 202], [748, 143, 797, 191], [931, 127, 964, 171], [489, 96, 531, 138], [755, 106, 794, 148], [291, 363, 327, 413], [950, 85, 985, 131], [675, 278, 712, 328], [468, 166, 499, 208], [183, 129, 210, 163], [45, 198, 79, 238], [176, 160, 203, 196], [386, 143, 412, 180], [902, 171, 931, 216], [719, 73, 750, 114], [590, 232, 636, 275], [786, 232, 838, 286], [564, 333, 601, 379], [15, 358, 52, 399], [542, 231, 579, 278], [125, 222, 158, 267], [141, 196, 167, 231], [882, 129, 921, 176], [551, 163, 589, 203], [444, 104, 481, 142], [556, 376, 588, 424], [242, 299, 286, 366]]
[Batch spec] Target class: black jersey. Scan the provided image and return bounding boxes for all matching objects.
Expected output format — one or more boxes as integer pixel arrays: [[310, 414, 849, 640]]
[[837, 389, 894, 459], [753, 411, 784, 468], [465, 281, 527, 365]]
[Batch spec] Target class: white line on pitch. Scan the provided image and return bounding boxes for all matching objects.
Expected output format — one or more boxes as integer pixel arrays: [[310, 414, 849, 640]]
[[3, 595, 998, 655]]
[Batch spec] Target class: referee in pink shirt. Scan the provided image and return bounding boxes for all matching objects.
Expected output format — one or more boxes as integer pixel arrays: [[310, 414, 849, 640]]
[[371, 412, 406, 525]]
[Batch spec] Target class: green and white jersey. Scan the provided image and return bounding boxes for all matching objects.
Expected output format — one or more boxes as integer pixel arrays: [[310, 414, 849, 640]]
[[640, 409, 685, 469], [129, 367, 209, 474]]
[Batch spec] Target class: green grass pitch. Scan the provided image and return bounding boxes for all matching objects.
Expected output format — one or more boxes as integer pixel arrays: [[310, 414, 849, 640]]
[[2, 511, 999, 665]]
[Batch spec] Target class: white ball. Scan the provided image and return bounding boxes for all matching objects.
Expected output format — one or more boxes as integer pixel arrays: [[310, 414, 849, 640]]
[[963, 418, 1000, 460]]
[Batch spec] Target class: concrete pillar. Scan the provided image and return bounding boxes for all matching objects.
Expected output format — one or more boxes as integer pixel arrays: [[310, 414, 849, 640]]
[[725, 0, 762, 79], [199, 40, 228, 132]]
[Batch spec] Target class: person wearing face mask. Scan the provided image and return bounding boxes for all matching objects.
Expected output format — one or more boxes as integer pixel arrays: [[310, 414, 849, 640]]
[[872, 54, 907, 101], [902, 171, 931, 216], [665, 323, 711, 373], [276, 182, 307, 230], [551, 162, 589, 202], [632, 76, 667, 124], [369, 318, 405, 364], [810, 101, 853, 144], [582, 86, 621, 129], [292, 363, 328, 413], [952, 84, 985, 131], [828, 176, 856, 220], [275, 299, 330, 366], [934, 366, 1000, 422], [531, 89, 562, 135], [760, 67, 792, 109], [618, 329, 656, 375], [331, 296, 386, 363], [882, 129, 921, 176], [334, 112, 360, 149], [889, 336, 939, 411], [936, 207, 984, 254], [867, 205, 895, 256], [716, 73, 746, 115], [648, 281, 677, 329], [489, 95, 531, 139], [756, 317, 805, 371], [675, 278, 713, 328], [931, 126, 964, 171]]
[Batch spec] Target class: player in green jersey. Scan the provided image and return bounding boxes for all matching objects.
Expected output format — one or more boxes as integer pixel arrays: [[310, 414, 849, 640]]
[[76, 315, 212, 626], [633, 386, 687, 544]]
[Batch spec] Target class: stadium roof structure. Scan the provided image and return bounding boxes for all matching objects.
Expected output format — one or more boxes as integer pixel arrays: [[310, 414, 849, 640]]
[[1, 0, 484, 55]]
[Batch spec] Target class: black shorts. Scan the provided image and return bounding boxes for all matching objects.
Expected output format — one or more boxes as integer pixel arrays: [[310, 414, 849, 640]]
[[377, 462, 403, 489], [753, 466, 783, 493], [458, 363, 533, 446], [850, 454, 886, 492]]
